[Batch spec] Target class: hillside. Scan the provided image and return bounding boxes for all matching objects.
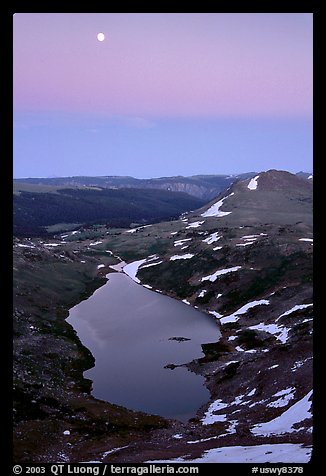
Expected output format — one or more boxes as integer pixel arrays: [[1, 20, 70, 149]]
[[13, 187, 206, 236], [13, 169, 313, 463]]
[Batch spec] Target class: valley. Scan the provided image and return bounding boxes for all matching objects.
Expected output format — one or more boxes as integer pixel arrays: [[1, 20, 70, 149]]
[[13, 170, 313, 463]]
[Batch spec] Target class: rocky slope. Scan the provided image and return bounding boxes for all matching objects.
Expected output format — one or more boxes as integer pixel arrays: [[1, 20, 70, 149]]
[[13, 169, 313, 463]]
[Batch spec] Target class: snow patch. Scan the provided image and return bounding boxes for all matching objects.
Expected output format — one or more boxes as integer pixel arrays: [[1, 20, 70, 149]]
[[274, 387, 295, 398], [248, 175, 260, 190], [126, 225, 152, 233], [278, 304, 313, 320], [102, 445, 129, 458], [140, 261, 163, 269], [202, 232, 221, 245], [251, 390, 312, 436], [123, 259, 147, 283], [201, 193, 234, 218], [291, 358, 312, 371], [172, 434, 183, 439], [247, 388, 257, 397], [219, 299, 269, 325], [248, 322, 290, 344], [109, 261, 127, 272], [187, 435, 219, 444], [89, 241, 103, 246], [225, 420, 238, 435], [208, 310, 223, 319], [170, 254, 194, 261], [299, 238, 313, 242], [186, 220, 205, 229], [242, 234, 267, 239], [231, 395, 245, 406], [198, 290, 207, 298], [97, 264, 105, 269], [201, 266, 241, 283], [268, 388, 296, 408], [63, 430, 70, 436], [249, 400, 267, 408], [201, 399, 228, 425], [174, 238, 192, 247]]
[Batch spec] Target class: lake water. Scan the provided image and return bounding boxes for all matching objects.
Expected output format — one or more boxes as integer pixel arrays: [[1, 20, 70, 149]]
[[67, 272, 220, 421]]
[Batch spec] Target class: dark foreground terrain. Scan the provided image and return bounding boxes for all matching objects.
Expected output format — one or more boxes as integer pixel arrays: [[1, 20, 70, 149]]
[[13, 170, 313, 463]]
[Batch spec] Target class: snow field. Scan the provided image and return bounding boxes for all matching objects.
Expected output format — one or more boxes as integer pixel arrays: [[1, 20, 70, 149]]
[[146, 443, 312, 463]]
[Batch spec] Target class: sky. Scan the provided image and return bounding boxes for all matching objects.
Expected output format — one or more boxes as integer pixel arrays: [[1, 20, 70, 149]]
[[13, 13, 313, 178]]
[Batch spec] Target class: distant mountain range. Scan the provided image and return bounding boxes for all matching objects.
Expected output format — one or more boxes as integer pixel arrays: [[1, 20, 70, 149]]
[[14, 173, 258, 200], [14, 171, 312, 200]]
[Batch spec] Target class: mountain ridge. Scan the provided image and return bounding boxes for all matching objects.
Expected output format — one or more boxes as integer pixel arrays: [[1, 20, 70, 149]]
[[14, 172, 257, 201]]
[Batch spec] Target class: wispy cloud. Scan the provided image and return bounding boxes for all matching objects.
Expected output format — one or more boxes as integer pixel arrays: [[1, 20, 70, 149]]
[[121, 116, 157, 129]]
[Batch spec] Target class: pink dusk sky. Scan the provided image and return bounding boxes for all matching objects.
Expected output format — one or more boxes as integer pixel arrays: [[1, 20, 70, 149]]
[[13, 13, 313, 178], [14, 13, 312, 118]]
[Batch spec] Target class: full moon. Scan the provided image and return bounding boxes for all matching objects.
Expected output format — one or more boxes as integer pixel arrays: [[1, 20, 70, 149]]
[[97, 32, 105, 42]]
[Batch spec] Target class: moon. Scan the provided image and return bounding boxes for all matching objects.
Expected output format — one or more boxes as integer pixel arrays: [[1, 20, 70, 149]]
[[97, 32, 105, 42]]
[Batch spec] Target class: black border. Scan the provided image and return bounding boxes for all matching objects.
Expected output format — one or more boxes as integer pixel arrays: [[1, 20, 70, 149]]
[[6, 3, 320, 474]]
